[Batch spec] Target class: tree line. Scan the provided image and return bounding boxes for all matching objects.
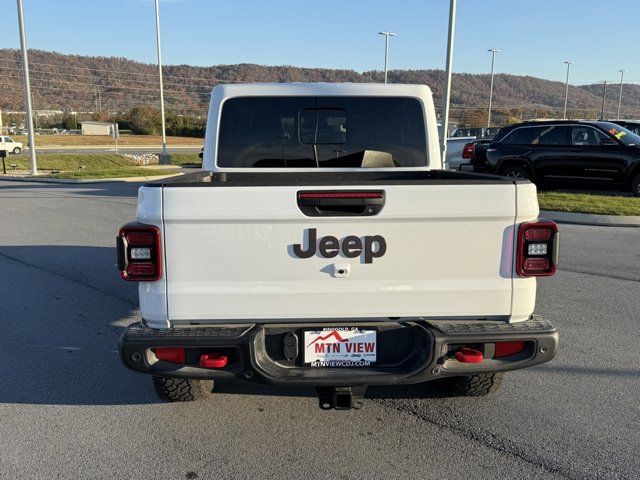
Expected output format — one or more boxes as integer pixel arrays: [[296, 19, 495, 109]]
[[4, 107, 206, 137], [1, 49, 637, 130]]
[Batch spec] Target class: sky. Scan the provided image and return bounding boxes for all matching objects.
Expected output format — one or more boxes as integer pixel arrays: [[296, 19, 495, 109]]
[[3, 0, 637, 86]]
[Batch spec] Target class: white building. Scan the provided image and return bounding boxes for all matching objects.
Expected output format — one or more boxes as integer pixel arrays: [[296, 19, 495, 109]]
[[80, 121, 116, 136]]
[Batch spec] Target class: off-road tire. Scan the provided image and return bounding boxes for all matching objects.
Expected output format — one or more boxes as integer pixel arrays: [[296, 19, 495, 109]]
[[12, 147, 21, 154], [444, 373, 504, 397], [499, 165, 530, 180], [632, 173, 640, 197], [152, 376, 213, 402]]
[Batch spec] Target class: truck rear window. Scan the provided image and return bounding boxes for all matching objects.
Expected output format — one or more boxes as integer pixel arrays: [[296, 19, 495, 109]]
[[217, 96, 427, 168]]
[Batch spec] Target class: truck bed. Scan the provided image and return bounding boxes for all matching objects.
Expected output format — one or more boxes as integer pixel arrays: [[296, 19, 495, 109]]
[[135, 169, 538, 328], [146, 169, 525, 188]]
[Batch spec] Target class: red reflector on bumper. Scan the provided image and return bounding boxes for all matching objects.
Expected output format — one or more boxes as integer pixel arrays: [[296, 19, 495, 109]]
[[200, 353, 228, 369], [154, 347, 185, 363], [455, 347, 484, 363], [495, 341, 525, 358]]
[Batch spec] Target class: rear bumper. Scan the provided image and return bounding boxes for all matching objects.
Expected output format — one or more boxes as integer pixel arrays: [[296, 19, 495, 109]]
[[118, 317, 558, 387]]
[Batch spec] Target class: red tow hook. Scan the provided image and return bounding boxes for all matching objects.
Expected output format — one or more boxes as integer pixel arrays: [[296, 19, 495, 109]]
[[199, 353, 228, 369], [455, 347, 484, 363]]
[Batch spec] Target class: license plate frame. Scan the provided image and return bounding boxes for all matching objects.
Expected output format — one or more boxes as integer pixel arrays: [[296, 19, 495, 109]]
[[303, 327, 377, 367]]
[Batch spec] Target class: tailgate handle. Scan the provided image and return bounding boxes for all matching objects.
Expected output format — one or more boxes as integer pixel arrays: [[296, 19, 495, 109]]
[[297, 191, 385, 217]]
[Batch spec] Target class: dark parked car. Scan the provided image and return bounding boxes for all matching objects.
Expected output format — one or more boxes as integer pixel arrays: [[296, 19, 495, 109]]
[[462, 120, 640, 196]]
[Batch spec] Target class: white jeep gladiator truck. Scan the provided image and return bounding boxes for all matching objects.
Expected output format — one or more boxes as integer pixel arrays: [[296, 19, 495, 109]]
[[118, 83, 559, 409]]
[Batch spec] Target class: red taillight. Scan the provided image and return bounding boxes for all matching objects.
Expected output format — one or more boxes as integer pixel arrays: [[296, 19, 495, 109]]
[[495, 341, 525, 358], [154, 347, 185, 363], [524, 228, 551, 241], [517, 220, 559, 277], [117, 223, 162, 281], [126, 262, 156, 276], [126, 231, 154, 245], [462, 142, 475, 159], [523, 257, 550, 272], [298, 191, 383, 199]]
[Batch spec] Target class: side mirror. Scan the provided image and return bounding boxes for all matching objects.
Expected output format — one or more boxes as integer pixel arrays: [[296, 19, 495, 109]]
[[600, 139, 618, 146]]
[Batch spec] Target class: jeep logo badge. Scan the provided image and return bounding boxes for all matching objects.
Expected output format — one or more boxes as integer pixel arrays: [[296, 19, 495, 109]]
[[292, 228, 387, 264]]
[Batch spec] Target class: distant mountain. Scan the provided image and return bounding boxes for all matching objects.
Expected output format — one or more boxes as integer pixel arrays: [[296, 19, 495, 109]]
[[1, 49, 638, 123]]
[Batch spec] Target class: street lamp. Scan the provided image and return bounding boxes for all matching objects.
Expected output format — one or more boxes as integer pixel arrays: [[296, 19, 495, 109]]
[[562, 60, 573, 120], [600, 80, 608, 120], [617, 69, 625, 119], [487, 48, 501, 128], [154, 0, 170, 164], [16, 0, 37, 175], [440, 0, 457, 169], [378, 31, 396, 84]]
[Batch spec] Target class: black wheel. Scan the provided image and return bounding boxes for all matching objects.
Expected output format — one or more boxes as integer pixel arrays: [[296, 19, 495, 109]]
[[12, 147, 21, 154], [499, 165, 530, 180], [632, 173, 640, 197], [152, 376, 213, 402], [440, 373, 504, 397]]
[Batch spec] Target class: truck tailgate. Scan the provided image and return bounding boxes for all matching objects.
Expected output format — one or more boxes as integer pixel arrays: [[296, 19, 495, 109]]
[[160, 181, 517, 322]]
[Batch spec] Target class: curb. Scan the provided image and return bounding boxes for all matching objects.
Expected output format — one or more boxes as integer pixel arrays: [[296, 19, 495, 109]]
[[0, 172, 183, 184], [540, 210, 640, 227]]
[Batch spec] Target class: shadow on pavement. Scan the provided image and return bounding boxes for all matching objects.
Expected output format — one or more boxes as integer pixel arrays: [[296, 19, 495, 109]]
[[0, 244, 156, 406], [0, 245, 137, 306]]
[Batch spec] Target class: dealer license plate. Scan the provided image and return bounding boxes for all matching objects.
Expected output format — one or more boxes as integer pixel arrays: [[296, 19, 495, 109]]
[[303, 328, 377, 367]]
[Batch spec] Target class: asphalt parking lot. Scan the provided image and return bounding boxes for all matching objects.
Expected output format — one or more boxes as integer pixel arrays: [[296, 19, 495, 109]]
[[0, 180, 638, 480]]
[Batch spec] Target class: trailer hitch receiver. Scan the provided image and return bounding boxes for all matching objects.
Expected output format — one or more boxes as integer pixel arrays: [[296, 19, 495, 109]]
[[316, 386, 367, 410]]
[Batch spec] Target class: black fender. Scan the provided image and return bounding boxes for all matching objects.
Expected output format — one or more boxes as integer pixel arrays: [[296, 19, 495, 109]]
[[496, 155, 537, 182]]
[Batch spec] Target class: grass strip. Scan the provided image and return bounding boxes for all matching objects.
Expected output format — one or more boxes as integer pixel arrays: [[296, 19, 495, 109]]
[[538, 191, 640, 216]]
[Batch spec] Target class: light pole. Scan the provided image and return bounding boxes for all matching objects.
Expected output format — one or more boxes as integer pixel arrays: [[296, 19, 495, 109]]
[[440, 0, 457, 169], [617, 69, 625, 119], [600, 80, 608, 120], [16, 0, 37, 175], [378, 31, 396, 84], [487, 48, 500, 128], [154, 0, 170, 164], [562, 60, 573, 120]]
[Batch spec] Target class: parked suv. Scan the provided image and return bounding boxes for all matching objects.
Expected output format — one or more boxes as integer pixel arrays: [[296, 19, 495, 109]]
[[465, 120, 640, 196]]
